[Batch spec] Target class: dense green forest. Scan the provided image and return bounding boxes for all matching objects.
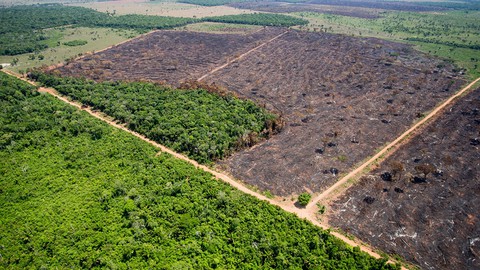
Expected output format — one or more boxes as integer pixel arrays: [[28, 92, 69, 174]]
[[205, 13, 309, 27], [0, 4, 308, 56], [91, 14, 197, 31], [0, 4, 103, 55], [30, 72, 281, 163], [0, 72, 399, 269], [0, 4, 196, 55]]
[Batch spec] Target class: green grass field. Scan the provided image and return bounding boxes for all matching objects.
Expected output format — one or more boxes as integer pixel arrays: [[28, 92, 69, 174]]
[[294, 10, 480, 78], [0, 27, 138, 73]]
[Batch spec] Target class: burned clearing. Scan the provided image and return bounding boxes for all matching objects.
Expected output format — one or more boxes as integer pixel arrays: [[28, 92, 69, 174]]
[[55, 29, 464, 196], [329, 88, 480, 270], [56, 28, 284, 86], [207, 31, 463, 196]]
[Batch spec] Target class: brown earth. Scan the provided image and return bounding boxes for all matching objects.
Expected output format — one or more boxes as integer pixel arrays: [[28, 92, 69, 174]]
[[206, 30, 464, 196], [329, 87, 480, 270], [54, 29, 464, 197], [56, 28, 284, 87]]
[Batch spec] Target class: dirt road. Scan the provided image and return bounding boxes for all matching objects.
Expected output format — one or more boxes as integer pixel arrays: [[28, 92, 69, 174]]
[[306, 77, 480, 216], [197, 30, 288, 81], [2, 70, 397, 266]]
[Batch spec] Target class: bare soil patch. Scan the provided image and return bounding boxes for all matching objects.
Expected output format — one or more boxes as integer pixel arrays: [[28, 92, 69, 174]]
[[328, 87, 480, 270], [228, 2, 383, 19], [56, 28, 284, 87], [205, 30, 464, 196]]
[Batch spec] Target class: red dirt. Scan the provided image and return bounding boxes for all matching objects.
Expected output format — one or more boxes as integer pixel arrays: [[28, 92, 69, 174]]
[[329, 87, 480, 270]]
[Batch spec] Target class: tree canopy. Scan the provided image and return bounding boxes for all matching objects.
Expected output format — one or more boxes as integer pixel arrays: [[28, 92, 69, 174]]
[[0, 72, 399, 269]]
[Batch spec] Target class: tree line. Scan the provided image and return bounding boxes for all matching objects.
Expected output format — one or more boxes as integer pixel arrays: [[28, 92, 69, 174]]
[[1, 72, 400, 269], [30, 72, 282, 164], [0, 4, 307, 56]]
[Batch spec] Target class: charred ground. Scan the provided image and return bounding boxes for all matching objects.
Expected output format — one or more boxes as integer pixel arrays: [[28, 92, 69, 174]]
[[329, 88, 480, 270], [207, 30, 464, 196], [56, 28, 284, 87], [55, 29, 464, 197]]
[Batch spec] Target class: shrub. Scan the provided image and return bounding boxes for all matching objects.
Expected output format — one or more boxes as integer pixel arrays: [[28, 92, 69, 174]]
[[297, 192, 311, 206]]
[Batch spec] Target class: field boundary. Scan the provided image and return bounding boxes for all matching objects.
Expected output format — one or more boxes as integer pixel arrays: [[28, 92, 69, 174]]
[[306, 77, 480, 215], [197, 30, 288, 81], [1, 69, 403, 268]]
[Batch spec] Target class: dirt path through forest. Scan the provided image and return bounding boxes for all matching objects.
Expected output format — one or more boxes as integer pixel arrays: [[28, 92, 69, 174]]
[[197, 30, 289, 81], [2, 70, 399, 266], [306, 77, 480, 217]]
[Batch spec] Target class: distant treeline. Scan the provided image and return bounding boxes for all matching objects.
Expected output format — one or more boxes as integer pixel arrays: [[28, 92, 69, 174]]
[[406, 37, 480, 50], [0, 4, 306, 56], [206, 13, 309, 27]]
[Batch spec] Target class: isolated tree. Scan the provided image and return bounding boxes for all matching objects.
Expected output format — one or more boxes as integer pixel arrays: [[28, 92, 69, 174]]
[[389, 161, 404, 181], [415, 163, 436, 179], [297, 192, 311, 207]]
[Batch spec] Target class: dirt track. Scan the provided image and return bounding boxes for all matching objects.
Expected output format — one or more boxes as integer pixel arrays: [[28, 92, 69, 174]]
[[197, 30, 288, 81], [306, 77, 480, 214], [2, 70, 400, 267], [329, 85, 480, 270]]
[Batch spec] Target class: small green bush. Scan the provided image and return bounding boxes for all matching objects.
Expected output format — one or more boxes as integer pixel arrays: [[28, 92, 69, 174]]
[[297, 192, 311, 206], [63, 40, 88, 46]]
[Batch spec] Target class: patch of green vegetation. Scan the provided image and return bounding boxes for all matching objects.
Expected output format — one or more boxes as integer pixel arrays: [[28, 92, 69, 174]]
[[297, 192, 312, 206], [0, 4, 198, 56], [205, 13, 309, 27], [93, 14, 198, 32], [180, 22, 261, 33], [317, 203, 326, 214], [0, 4, 104, 55], [0, 27, 137, 73], [294, 10, 480, 78], [63, 39, 88, 46], [0, 72, 400, 269], [30, 72, 281, 164]]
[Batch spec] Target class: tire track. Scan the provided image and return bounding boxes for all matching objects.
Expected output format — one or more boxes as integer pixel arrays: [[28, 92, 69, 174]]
[[197, 30, 289, 81]]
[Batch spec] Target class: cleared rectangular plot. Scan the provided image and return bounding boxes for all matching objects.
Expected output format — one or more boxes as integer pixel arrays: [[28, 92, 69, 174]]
[[208, 30, 464, 196], [329, 88, 480, 270], [56, 28, 284, 86]]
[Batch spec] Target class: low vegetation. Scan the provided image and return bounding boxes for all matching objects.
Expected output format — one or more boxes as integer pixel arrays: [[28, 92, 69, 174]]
[[0, 72, 400, 269], [295, 10, 480, 77], [63, 39, 88, 46], [0, 4, 196, 56], [179, 0, 249, 7], [30, 72, 282, 163]]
